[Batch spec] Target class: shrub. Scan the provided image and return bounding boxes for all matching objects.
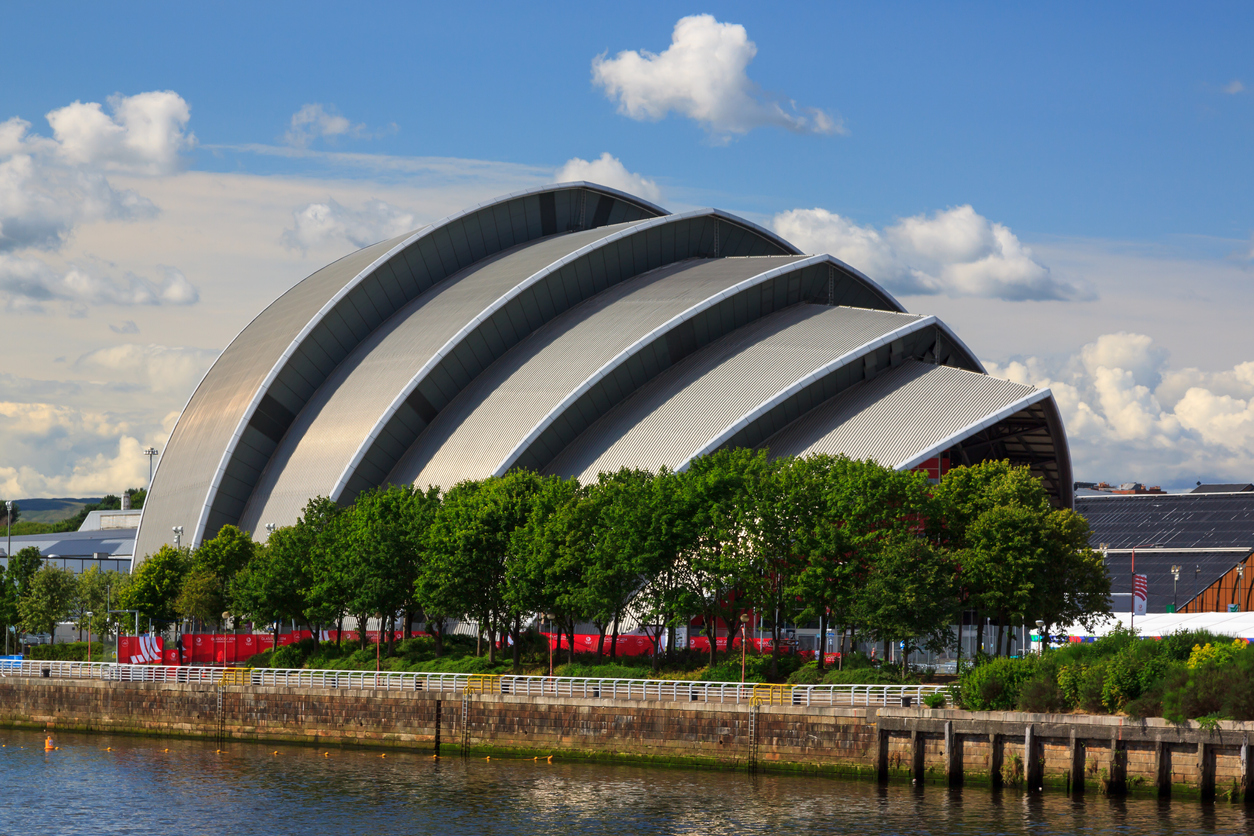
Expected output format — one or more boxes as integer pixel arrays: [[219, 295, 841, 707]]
[[1017, 673, 1065, 713], [1101, 642, 1171, 712], [822, 667, 920, 685], [1186, 639, 1246, 670], [1077, 663, 1107, 714], [27, 641, 107, 662], [787, 662, 821, 685], [1056, 663, 1086, 710], [959, 656, 1037, 711], [922, 691, 947, 709]]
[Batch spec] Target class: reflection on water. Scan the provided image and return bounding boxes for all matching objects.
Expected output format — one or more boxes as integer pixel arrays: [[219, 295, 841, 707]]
[[0, 728, 1248, 835]]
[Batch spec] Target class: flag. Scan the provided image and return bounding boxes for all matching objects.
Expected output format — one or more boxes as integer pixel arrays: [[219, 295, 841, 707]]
[[1132, 574, 1148, 616], [130, 635, 162, 664]]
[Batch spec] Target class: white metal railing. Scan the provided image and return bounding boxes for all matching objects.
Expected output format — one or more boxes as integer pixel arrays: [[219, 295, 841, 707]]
[[0, 658, 944, 707]]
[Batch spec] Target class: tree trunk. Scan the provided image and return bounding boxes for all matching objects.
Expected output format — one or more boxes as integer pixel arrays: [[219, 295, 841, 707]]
[[974, 613, 984, 658], [610, 610, 620, 662], [666, 623, 675, 664], [996, 620, 1005, 658], [511, 616, 521, 674], [839, 626, 846, 670], [816, 612, 827, 672], [595, 624, 606, 661], [429, 620, 444, 657], [567, 618, 576, 665], [487, 622, 497, 664], [336, 613, 343, 647]]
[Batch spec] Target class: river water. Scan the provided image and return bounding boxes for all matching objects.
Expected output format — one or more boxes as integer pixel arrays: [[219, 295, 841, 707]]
[[1, 728, 1250, 835]]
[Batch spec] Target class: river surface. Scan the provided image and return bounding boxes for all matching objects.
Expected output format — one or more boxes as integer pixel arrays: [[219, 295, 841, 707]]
[[1, 728, 1251, 836]]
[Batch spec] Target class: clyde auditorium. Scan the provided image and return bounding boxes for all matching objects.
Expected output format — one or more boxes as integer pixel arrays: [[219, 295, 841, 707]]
[[134, 183, 1072, 561]]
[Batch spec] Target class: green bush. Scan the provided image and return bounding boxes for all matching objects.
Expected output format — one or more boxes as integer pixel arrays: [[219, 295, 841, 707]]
[[27, 641, 108, 662], [922, 691, 947, 709], [1056, 663, 1086, 710], [787, 662, 821, 685], [1017, 673, 1065, 713], [959, 656, 1038, 711], [822, 667, 921, 685], [1077, 662, 1107, 714]]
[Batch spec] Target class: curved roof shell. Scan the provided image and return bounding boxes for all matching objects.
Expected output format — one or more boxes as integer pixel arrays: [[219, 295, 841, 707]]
[[135, 184, 1073, 562]]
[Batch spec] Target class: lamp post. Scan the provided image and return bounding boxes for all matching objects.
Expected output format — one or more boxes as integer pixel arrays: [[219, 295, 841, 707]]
[[172, 526, 183, 549], [1171, 565, 1182, 613], [222, 612, 232, 667], [1034, 620, 1045, 655], [143, 447, 159, 486], [739, 612, 750, 682], [1237, 564, 1246, 613]]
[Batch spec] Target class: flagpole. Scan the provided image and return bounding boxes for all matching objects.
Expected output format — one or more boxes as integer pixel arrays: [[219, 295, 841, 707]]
[[1131, 547, 1136, 633]]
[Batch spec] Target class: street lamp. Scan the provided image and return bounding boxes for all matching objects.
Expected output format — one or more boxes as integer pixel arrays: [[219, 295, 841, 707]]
[[739, 612, 750, 683], [222, 612, 232, 667], [172, 526, 183, 549], [1237, 564, 1246, 613], [1034, 620, 1045, 655], [143, 447, 159, 485], [265, 522, 276, 538], [1171, 565, 1182, 613]]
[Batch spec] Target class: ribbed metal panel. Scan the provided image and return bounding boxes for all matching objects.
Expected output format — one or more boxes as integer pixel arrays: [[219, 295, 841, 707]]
[[134, 235, 405, 561], [391, 256, 809, 490], [543, 304, 924, 481], [136, 183, 667, 561], [758, 360, 1040, 466], [237, 222, 644, 534]]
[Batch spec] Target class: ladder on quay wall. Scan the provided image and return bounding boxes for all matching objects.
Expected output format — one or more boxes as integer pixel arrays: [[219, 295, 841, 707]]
[[747, 697, 761, 774], [215, 686, 227, 752], [460, 694, 470, 756]]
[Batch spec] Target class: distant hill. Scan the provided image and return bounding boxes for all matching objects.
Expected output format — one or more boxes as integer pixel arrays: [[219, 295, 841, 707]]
[[12, 498, 103, 523]]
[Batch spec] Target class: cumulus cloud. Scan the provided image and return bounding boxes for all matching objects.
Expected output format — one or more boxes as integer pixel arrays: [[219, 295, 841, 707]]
[[592, 14, 841, 139], [284, 104, 368, 148], [45, 91, 195, 175], [0, 91, 194, 253], [986, 332, 1254, 487], [281, 197, 418, 251], [74, 343, 218, 395], [772, 205, 1085, 302], [554, 153, 662, 202], [1224, 79, 1245, 94], [0, 255, 200, 312]]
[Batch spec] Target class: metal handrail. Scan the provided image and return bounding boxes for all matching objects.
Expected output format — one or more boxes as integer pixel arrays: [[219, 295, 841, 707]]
[[0, 658, 943, 707]]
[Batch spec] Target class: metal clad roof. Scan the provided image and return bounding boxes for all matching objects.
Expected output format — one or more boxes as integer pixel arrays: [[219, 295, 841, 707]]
[[543, 304, 924, 481], [757, 360, 1039, 466], [1076, 493, 1254, 550], [392, 256, 809, 489], [238, 222, 643, 533], [1101, 548, 1253, 613]]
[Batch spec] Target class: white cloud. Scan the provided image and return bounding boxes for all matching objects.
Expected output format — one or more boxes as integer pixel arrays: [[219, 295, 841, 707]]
[[284, 104, 367, 148], [1224, 79, 1245, 94], [554, 153, 662, 202], [772, 205, 1084, 302], [987, 333, 1254, 487], [592, 14, 840, 139], [281, 197, 418, 251], [0, 255, 200, 312], [46, 91, 195, 175], [74, 343, 218, 395]]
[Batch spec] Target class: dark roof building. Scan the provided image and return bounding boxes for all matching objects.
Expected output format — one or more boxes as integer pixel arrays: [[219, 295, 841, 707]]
[[1077, 491, 1254, 613], [134, 183, 1075, 563]]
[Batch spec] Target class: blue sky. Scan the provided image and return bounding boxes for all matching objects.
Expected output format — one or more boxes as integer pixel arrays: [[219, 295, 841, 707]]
[[1, 3, 1252, 495]]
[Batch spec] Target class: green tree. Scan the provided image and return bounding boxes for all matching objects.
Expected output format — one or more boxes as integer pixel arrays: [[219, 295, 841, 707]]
[[858, 534, 959, 673], [677, 449, 770, 665], [0, 564, 19, 652], [120, 545, 189, 631], [175, 567, 225, 628], [74, 564, 125, 647], [9, 546, 44, 598], [18, 565, 79, 644], [193, 524, 256, 600], [513, 477, 587, 666]]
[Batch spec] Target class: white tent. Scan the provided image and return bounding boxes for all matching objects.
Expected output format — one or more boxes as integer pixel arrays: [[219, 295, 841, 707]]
[[1063, 611, 1254, 640]]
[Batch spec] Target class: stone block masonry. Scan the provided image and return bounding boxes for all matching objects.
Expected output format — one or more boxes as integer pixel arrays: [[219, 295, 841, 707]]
[[3, 676, 1253, 802]]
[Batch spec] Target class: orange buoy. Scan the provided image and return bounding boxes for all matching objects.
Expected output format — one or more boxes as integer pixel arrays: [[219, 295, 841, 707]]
[[44, 736, 54, 751]]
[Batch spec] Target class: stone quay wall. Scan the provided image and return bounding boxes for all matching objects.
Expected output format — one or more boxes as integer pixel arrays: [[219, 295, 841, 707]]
[[2, 676, 1253, 800]]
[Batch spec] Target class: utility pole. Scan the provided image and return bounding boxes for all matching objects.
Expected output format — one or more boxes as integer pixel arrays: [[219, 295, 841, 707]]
[[143, 447, 159, 486]]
